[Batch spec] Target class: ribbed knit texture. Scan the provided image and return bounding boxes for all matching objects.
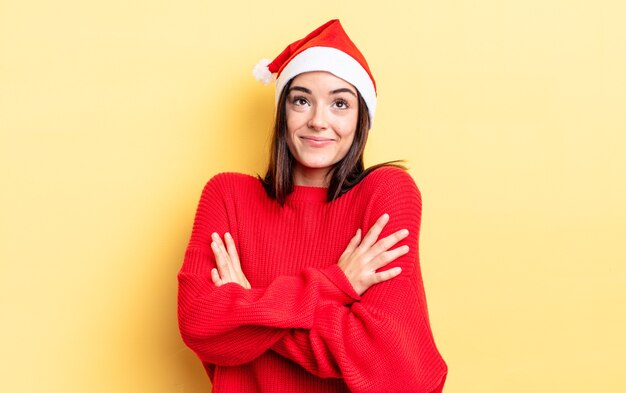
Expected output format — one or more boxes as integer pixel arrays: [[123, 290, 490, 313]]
[[178, 167, 447, 393]]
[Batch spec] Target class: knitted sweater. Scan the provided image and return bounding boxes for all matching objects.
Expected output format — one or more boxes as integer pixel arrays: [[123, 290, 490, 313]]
[[178, 167, 447, 392]]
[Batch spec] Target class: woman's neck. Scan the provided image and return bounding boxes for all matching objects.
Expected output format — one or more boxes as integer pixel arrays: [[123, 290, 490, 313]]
[[293, 165, 331, 187]]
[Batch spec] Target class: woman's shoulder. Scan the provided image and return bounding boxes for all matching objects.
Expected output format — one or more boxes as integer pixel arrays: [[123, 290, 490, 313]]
[[203, 172, 263, 196], [208, 171, 257, 184], [359, 165, 420, 196], [348, 165, 423, 221]]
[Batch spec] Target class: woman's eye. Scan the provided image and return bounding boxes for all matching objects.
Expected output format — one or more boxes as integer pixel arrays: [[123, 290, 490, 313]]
[[334, 99, 349, 109], [292, 97, 309, 106]]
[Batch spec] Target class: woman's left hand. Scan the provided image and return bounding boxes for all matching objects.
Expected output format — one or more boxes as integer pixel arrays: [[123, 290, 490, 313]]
[[210, 232, 251, 289]]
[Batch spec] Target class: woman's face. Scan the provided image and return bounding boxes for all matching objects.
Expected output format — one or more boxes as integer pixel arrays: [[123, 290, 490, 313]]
[[285, 71, 359, 186]]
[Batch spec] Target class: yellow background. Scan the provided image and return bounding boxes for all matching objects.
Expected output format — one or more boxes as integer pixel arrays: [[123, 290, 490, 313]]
[[1, 1, 625, 392]]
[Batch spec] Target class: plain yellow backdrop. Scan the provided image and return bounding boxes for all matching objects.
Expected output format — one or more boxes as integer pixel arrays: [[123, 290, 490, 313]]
[[1, 1, 625, 392]]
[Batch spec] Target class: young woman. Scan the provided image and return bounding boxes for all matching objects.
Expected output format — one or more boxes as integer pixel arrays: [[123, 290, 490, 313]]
[[178, 19, 447, 392]]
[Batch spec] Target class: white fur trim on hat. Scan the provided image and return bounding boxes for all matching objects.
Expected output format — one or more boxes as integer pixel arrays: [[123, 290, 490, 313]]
[[253, 58, 274, 85], [275, 47, 377, 125]]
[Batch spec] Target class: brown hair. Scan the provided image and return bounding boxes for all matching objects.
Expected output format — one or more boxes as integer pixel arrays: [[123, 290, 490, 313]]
[[260, 78, 404, 205]]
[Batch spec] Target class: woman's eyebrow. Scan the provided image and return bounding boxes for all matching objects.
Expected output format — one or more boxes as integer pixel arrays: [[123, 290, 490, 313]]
[[289, 86, 312, 94], [330, 88, 357, 97]]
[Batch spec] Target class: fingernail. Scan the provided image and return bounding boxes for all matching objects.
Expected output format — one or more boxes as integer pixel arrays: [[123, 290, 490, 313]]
[[211, 232, 219, 240], [225, 232, 232, 239], [383, 213, 389, 220], [211, 241, 217, 249], [401, 229, 409, 236]]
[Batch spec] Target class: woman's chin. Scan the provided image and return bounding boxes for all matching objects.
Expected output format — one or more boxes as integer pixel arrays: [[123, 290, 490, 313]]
[[296, 160, 334, 172], [293, 154, 336, 170]]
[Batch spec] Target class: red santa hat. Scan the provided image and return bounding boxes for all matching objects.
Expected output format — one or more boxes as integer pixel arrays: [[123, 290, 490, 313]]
[[253, 19, 377, 125]]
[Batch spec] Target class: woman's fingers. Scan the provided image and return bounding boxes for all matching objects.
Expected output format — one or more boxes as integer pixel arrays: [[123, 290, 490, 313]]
[[371, 245, 410, 271], [341, 229, 362, 258], [371, 266, 403, 285], [211, 267, 224, 286], [366, 228, 409, 260], [211, 232, 251, 289], [224, 232, 251, 289], [224, 233, 242, 271], [359, 213, 389, 249], [212, 232, 238, 281], [337, 215, 411, 295], [211, 238, 232, 282]]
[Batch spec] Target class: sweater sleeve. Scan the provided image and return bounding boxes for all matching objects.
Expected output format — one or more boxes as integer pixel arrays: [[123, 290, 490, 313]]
[[270, 169, 448, 393], [177, 174, 357, 366]]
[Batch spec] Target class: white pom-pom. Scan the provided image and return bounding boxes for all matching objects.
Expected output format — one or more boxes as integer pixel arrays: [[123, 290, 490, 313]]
[[253, 58, 274, 85]]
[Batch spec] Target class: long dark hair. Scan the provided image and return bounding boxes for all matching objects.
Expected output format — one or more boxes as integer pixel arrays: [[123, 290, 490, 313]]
[[260, 78, 404, 205]]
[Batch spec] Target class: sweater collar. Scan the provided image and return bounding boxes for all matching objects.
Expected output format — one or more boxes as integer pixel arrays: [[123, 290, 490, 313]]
[[288, 185, 329, 203]]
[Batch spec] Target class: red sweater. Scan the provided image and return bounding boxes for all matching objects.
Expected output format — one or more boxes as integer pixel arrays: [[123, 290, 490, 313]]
[[178, 167, 447, 392]]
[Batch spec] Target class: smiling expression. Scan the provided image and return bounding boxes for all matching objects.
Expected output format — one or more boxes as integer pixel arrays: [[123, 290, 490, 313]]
[[285, 71, 359, 186]]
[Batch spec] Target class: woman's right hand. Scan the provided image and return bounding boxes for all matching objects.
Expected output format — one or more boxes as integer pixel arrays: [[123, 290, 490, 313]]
[[210, 232, 251, 289], [338, 213, 409, 296]]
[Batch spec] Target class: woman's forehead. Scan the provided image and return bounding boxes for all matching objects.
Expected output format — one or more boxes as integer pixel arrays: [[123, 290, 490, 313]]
[[291, 71, 357, 94]]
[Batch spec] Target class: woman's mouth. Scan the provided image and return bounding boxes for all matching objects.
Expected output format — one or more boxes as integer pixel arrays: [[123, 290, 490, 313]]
[[300, 136, 335, 147]]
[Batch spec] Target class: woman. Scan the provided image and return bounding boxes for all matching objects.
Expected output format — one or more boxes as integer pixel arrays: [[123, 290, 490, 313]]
[[178, 19, 447, 392]]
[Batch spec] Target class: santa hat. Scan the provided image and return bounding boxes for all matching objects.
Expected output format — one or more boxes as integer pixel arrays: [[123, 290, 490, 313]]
[[253, 19, 377, 125]]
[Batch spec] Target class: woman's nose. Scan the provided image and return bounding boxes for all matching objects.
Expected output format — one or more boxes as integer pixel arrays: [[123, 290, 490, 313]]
[[307, 105, 328, 131]]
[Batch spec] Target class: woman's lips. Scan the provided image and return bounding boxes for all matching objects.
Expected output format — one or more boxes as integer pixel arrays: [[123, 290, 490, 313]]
[[300, 136, 335, 147]]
